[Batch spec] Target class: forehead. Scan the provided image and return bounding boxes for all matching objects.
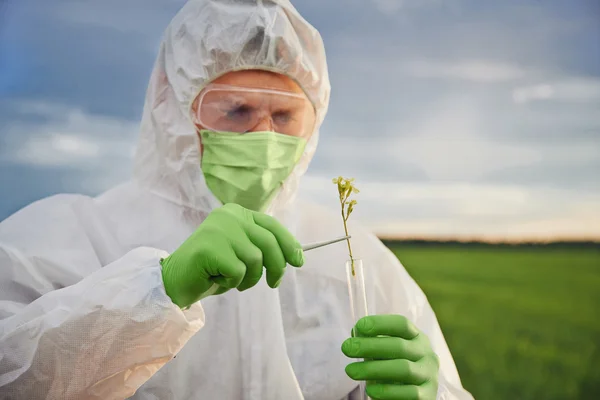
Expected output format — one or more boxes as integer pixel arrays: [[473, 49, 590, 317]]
[[211, 70, 305, 94]]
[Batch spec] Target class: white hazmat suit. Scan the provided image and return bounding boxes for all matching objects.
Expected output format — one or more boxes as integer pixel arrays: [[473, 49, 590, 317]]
[[0, 0, 474, 399]]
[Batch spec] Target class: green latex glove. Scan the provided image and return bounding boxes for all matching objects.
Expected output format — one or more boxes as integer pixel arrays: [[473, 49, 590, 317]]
[[342, 315, 440, 400], [160, 203, 305, 308]]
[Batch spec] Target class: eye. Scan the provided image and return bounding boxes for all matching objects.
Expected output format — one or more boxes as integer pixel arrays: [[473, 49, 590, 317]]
[[272, 110, 293, 125], [225, 105, 253, 122]]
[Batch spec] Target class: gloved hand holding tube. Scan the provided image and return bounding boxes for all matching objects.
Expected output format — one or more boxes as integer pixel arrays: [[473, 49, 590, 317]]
[[342, 315, 440, 400], [160, 203, 305, 309]]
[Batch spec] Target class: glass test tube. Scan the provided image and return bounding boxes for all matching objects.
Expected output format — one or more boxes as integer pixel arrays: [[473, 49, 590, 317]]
[[345, 259, 370, 400]]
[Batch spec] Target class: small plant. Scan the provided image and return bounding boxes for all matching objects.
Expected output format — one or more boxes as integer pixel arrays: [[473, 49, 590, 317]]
[[332, 176, 359, 275]]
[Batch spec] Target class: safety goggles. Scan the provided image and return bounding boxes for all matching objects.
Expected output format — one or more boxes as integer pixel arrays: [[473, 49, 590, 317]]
[[193, 84, 316, 138]]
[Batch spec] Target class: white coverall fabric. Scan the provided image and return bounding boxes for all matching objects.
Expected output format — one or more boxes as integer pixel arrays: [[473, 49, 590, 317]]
[[0, 0, 474, 399]]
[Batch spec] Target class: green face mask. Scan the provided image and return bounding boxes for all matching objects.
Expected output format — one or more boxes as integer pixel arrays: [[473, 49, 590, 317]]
[[200, 130, 307, 212]]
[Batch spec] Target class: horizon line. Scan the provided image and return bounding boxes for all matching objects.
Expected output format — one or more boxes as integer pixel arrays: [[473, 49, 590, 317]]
[[375, 234, 600, 244]]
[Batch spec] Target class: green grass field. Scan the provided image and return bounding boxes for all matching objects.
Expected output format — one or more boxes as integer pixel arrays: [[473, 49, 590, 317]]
[[386, 243, 600, 400]]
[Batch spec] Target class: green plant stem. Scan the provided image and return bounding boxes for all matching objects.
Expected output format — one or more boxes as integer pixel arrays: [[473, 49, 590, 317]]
[[340, 197, 355, 276]]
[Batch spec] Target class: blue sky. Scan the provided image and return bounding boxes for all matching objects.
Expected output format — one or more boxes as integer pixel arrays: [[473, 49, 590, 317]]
[[1, 0, 599, 240]]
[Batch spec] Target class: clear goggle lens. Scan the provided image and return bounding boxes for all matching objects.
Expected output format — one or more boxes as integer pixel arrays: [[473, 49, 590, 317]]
[[193, 84, 316, 138]]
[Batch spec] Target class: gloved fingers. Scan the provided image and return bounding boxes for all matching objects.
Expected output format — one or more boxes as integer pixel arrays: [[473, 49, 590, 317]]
[[345, 359, 428, 385], [207, 250, 246, 289], [244, 223, 287, 288], [366, 382, 433, 400], [341, 337, 425, 362], [354, 315, 420, 340], [251, 211, 304, 267], [231, 238, 264, 291]]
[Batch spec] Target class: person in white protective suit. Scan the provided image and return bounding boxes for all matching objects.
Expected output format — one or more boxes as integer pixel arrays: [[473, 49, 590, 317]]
[[0, 0, 475, 399]]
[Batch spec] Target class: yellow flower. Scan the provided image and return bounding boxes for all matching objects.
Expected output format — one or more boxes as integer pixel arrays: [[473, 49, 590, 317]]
[[332, 176, 359, 274], [346, 199, 357, 217]]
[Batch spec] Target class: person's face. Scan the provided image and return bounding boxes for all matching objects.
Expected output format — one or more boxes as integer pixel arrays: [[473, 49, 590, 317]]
[[192, 70, 315, 153]]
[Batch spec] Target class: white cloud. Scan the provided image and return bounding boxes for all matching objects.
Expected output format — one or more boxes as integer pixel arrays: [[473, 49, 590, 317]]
[[513, 77, 600, 104], [1, 102, 138, 192], [300, 174, 600, 241], [13, 133, 102, 166], [319, 96, 541, 180], [3, 101, 138, 166], [512, 84, 554, 103], [316, 92, 600, 187], [389, 97, 537, 179], [403, 59, 527, 83]]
